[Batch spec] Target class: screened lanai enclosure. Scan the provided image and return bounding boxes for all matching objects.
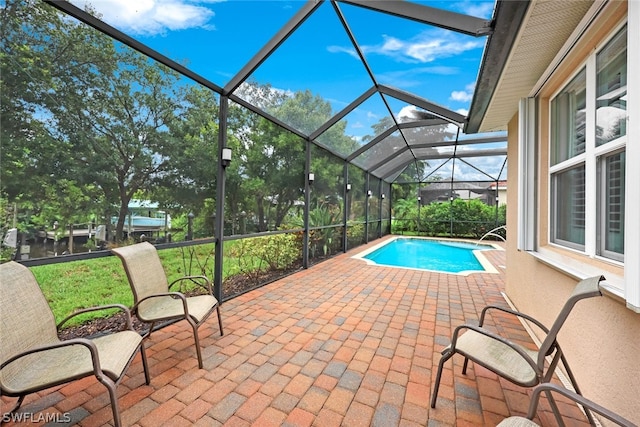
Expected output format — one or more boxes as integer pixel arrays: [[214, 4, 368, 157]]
[[1, 0, 513, 300]]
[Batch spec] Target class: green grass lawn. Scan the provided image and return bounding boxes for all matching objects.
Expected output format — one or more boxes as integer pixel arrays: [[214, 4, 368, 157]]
[[24, 232, 306, 329], [30, 242, 250, 328]]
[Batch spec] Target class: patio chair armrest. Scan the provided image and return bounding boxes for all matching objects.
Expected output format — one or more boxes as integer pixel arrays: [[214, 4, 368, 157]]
[[479, 305, 550, 333], [134, 291, 190, 316], [57, 304, 134, 331], [1, 338, 103, 376], [528, 383, 636, 427], [448, 324, 539, 371], [168, 275, 212, 294]]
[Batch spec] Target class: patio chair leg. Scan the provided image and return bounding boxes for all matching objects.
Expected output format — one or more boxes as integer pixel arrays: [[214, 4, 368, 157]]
[[100, 377, 122, 427], [430, 350, 454, 408], [142, 321, 157, 341], [189, 319, 204, 369], [1, 395, 25, 419], [462, 357, 470, 375], [216, 305, 224, 336], [545, 389, 567, 427], [139, 344, 151, 385]]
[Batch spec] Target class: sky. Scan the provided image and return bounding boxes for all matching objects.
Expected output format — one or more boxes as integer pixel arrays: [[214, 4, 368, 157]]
[[69, 0, 494, 112], [68, 0, 505, 180]]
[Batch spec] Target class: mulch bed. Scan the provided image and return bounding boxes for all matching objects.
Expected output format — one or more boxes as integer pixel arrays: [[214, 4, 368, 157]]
[[58, 311, 148, 340]]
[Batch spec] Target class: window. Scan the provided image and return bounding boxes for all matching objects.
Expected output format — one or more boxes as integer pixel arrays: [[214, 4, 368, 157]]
[[550, 25, 626, 262], [599, 150, 625, 260], [551, 69, 586, 166], [596, 27, 627, 146], [551, 165, 585, 249]]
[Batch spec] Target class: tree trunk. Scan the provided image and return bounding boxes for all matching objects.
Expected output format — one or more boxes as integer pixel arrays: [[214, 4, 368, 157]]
[[115, 197, 130, 242], [257, 197, 266, 232]]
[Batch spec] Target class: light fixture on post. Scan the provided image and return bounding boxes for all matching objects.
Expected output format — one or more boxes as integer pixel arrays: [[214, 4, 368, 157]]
[[221, 148, 232, 167], [187, 212, 194, 241], [367, 190, 372, 197], [308, 173, 315, 185], [346, 183, 351, 192], [381, 193, 385, 199]]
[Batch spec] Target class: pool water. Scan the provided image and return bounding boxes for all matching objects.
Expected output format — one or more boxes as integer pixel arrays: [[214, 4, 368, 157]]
[[358, 238, 496, 274]]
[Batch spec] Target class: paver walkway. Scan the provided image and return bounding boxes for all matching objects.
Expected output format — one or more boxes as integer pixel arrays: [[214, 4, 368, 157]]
[[1, 236, 591, 426]]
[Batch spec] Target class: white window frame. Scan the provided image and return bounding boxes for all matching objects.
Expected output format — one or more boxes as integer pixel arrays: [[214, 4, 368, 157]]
[[540, 16, 640, 312], [625, 1, 640, 311], [517, 98, 536, 252], [548, 61, 590, 254]]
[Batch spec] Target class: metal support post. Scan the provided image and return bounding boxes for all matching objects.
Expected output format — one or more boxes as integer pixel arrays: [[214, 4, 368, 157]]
[[214, 96, 229, 303], [303, 140, 312, 268]]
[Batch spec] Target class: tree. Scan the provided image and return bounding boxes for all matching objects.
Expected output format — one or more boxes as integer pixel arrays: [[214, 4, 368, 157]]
[[1, 0, 113, 235], [160, 85, 220, 236], [3, 1, 226, 244], [232, 88, 344, 231], [48, 44, 186, 241], [243, 118, 305, 231]]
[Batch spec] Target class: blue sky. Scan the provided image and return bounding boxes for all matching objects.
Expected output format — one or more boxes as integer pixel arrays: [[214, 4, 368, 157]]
[[70, 0, 494, 111], [69, 0, 505, 174]]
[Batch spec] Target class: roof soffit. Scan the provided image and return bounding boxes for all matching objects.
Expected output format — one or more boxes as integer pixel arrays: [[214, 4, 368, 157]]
[[468, 0, 595, 133]]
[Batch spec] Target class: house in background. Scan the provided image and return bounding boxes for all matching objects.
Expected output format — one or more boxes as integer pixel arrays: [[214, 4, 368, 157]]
[[110, 200, 171, 241], [419, 181, 506, 206], [488, 180, 507, 206], [467, 0, 639, 422]]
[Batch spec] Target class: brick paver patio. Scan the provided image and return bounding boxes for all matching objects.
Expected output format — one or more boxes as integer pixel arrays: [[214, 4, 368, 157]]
[[1, 236, 591, 426]]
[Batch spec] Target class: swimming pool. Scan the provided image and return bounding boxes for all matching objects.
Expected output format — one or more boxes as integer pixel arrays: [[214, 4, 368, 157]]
[[354, 237, 499, 275]]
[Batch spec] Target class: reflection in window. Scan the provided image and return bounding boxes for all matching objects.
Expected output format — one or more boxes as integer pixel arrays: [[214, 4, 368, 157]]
[[551, 69, 586, 165], [552, 165, 585, 249], [599, 151, 625, 260], [596, 26, 627, 146]]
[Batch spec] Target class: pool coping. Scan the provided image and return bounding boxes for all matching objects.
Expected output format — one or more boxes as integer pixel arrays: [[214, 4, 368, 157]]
[[351, 235, 503, 276]]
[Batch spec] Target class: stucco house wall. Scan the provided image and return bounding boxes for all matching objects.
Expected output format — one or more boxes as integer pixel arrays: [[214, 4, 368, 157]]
[[503, 1, 639, 421], [505, 115, 640, 423]]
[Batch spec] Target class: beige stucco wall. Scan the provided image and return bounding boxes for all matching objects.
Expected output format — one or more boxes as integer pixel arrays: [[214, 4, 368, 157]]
[[505, 114, 640, 423]]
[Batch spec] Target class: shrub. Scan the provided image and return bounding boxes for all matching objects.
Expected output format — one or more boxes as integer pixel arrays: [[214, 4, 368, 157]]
[[346, 222, 364, 243], [418, 199, 505, 238], [229, 233, 300, 275]]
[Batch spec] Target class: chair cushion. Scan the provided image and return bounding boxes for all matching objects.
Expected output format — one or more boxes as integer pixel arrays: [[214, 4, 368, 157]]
[[454, 329, 539, 386], [1, 330, 143, 394], [111, 242, 170, 300], [0, 262, 59, 364], [138, 294, 217, 323], [496, 416, 540, 427]]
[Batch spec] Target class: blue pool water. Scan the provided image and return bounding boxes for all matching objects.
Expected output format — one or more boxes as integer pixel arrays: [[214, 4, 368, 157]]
[[361, 238, 492, 274]]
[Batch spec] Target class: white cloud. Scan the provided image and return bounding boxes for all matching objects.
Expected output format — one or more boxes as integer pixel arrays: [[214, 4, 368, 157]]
[[397, 106, 416, 121], [366, 111, 379, 120], [450, 82, 475, 103], [404, 38, 481, 63], [452, 1, 495, 19], [329, 29, 483, 65], [369, 30, 484, 64], [445, 123, 460, 135], [326, 45, 359, 60], [374, 66, 458, 89], [71, 0, 217, 35], [450, 90, 472, 102]]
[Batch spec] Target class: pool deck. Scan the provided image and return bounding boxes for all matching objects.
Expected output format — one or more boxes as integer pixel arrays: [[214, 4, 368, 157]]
[[1, 235, 592, 426]]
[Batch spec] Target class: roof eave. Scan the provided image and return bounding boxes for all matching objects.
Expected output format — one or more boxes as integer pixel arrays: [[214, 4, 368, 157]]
[[464, 0, 530, 134]]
